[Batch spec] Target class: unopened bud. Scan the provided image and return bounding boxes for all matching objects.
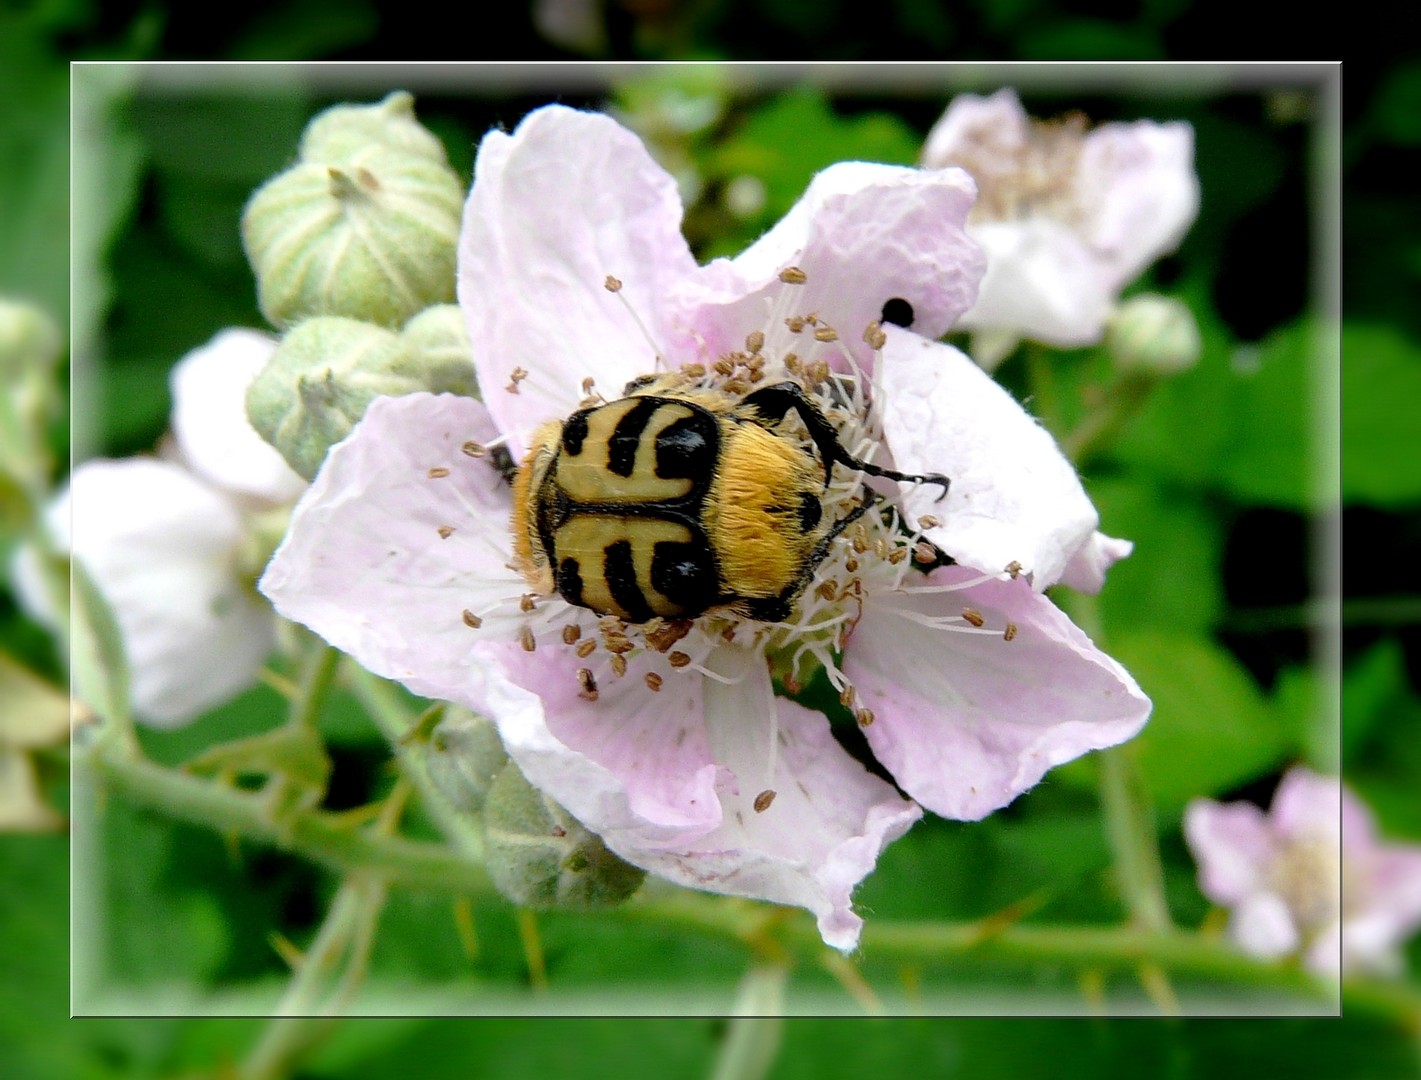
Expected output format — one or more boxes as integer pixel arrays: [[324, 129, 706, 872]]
[[1105, 294, 1201, 376], [399, 305, 476, 394], [245, 315, 476, 479], [299, 90, 450, 166], [423, 708, 508, 814], [242, 102, 463, 330], [482, 762, 645, 910]]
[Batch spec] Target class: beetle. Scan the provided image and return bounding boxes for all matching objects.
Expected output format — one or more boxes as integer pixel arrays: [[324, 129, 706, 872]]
[[510, 378, 949, 624]]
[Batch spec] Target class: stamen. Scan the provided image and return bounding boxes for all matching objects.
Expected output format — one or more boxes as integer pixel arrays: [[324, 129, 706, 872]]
[[520, 626, 536, 652], [437, 525, 455, 539], [961, 608, 985, 627], [644, 672, 663, 692], [461, 609, 483, 629], [610, 654, 628, 678], [855, 707, 875, 728], [427, 466, 451, 479], [753, 789, 777, 813], [604, 275, 622, 293], [576, 638, 597, 658], [778, 266, 807, 284], [562, 624, 581, 645], [1003, 623, 1018, 641], [577, 668, 599, 701]]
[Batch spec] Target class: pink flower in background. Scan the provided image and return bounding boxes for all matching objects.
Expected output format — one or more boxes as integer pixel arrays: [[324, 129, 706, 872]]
[[262, 105, 1151, 949], [1185, 767, 1421, 976], [922, 88, 1198, 364]]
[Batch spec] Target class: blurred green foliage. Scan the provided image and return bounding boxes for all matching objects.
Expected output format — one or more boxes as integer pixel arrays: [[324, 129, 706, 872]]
[[2, 2, 1417, 1078]]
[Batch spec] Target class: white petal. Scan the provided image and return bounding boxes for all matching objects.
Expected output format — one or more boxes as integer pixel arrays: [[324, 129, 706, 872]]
[[1078, 120, 1199, 292], [1059, 532, 1134, 595], [60, 459, 273, 726], [957, 219, 1115, 345], [457, 105, 700, 458], [921, 89, 1031, 171], [844, 568, 1151, 820], [169, 328, 307, 504], [879, 330, 1103, 589]]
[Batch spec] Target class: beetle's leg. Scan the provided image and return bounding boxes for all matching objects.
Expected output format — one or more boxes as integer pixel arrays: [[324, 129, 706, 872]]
[[739, 382, 951, 501]]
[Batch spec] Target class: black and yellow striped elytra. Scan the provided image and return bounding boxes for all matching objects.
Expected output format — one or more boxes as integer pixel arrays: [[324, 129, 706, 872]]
[[509, 379, 950, 625]]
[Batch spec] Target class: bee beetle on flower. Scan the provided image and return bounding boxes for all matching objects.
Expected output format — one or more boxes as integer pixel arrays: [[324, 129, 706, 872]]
[[262, 103, 1152, 950]]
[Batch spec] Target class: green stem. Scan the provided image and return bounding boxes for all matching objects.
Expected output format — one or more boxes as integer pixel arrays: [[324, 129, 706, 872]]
[[1061, 371, 1155, 463], [82, 739, 493, 895], [289, 644, 340, 729], [240, 874, 388, 1080], [1098, 747, 1173, 933]]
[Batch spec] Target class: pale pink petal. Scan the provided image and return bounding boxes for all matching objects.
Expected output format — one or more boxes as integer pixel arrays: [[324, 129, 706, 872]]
[[1183, 798, 1274, 906], [260, 392, 534, 689], [1231, 892, 1301, 959], [1305, 919, 1345, 976], [842, 567, 1150, 820], [61, 459, 274, 727], [472, 637, 725, 841], [169, 328, 307, 505], [1271, 768, 1344, 843], [478, 642, 921, 950], [956, 218, 1114, 345], [457, 105, 700, 458], [878, 330, 1103, 589], [1059, 532, 1134, 595], [675, 162, 984, 368], [1078, 120, 1199, 292], [1354, 845, 1421, 947], [920, 88, 1030, 172]]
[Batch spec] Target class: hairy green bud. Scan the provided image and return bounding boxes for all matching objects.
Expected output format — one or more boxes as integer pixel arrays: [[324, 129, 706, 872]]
[[242, 95, 464, 331], [299, 90, 450, 165], [245, 315, 476, 479], [1106, 294, 1202, 376], [482, 763, 645, 911], [424, 708, 508, 815]]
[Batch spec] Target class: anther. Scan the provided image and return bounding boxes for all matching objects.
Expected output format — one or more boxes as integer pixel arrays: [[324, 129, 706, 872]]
[[778, 266, 807, 284], [786, 316, 806, 333], [519, 594, 537, 613], [581, 376, 596, 394], [1003, 622, 1018, 642], [461, 441, 485, 457], [855, 707, 875, 728], [753, 789, 777, 813], [681, 362, 706, 378], [816, 580, 839, 602], [520, 626, 536, 652], [668, 651, 691, 669], [1005, 560, 1023, 579], [577, 668, 599, 700], [644, 619, 692, 653], [913, 541, 937, 564], [782, 672, 802, 694], [576, 638, 597, 658], [644, 672, 663, 692], [562, 624, 582, 645], [714, 357, 735, 376], [437, 525, 454, 539], [813, 327, 839, 343], [918, 515, 941, 529], [427, 466, 450, 479], [745, 330, 765, 353], [461, 609, 483, 629], [610, 654, 628, 678], [505, 367, 528, 393], [863, 321, 887, 350], [604, 275, 623, 293], [839, 685, 857, 708], [961, 608, 985, 627]]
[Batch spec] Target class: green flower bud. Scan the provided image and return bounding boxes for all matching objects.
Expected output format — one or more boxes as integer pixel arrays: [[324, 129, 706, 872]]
[[1105, 294, 1202, 376], [0, 298, 62, 376], [482, 762, 645, 911], [400, 305, 476, 394], [242, 147, 463, 331], [299, 91, 449, 166], [423, 708, 508, 814], [245, 315, 476, 479]]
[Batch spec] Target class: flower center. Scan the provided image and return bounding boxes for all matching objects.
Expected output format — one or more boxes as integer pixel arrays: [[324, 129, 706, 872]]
[[1268, 830, 1343, 938], [944, 112, 1088, 227]]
